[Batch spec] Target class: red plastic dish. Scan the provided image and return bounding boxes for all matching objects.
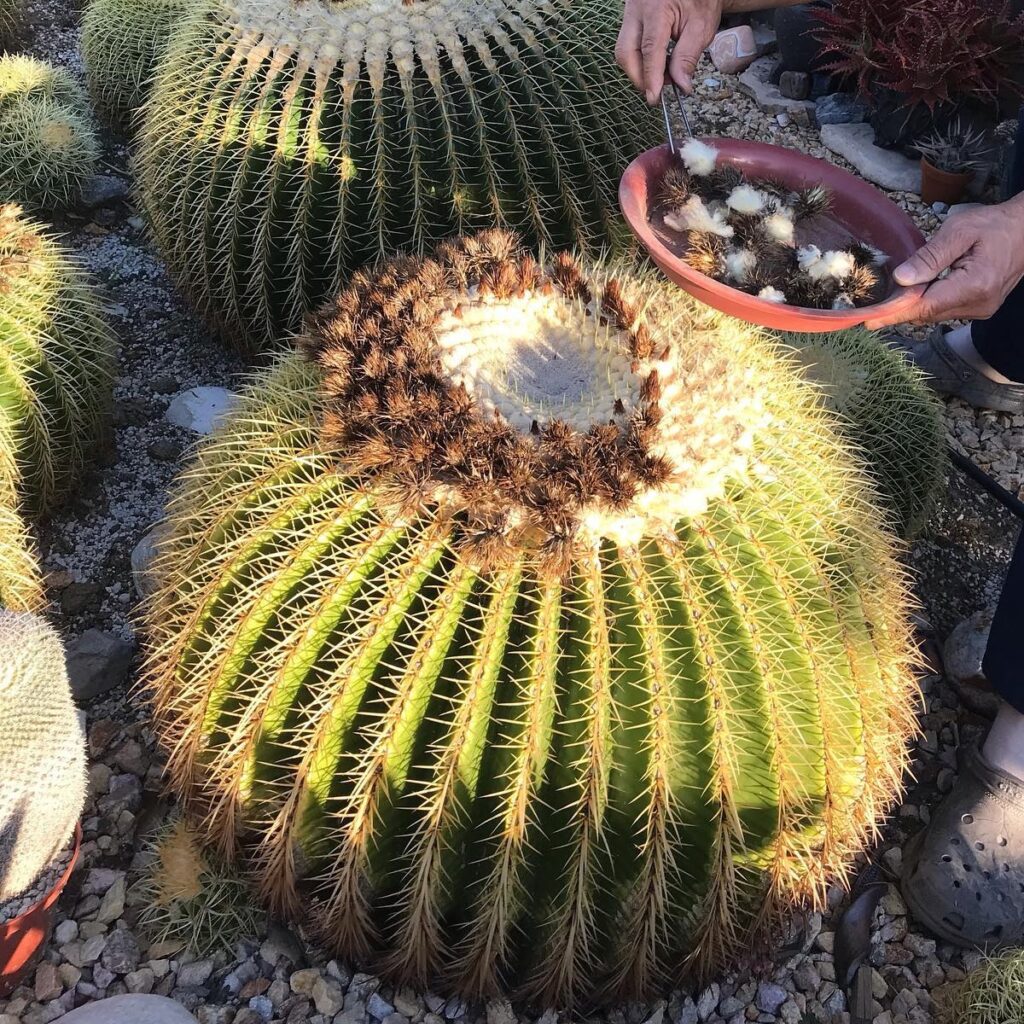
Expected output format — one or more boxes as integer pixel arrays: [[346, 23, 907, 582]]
[[619, 140, 927, 332], [0, 825, 82, 998]]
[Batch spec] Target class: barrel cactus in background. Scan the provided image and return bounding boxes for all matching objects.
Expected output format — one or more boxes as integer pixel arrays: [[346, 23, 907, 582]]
[[82, 0, 191, 124], [0, 55, 100, 209], [783, 328, 945, 538], [0, 611, 86, 900], [0, 204, 117, 513], [144, 232, 919, 1004], [0, 476, 42, 613], [136, 0, 658, 353], [0, 0, 21, 45]]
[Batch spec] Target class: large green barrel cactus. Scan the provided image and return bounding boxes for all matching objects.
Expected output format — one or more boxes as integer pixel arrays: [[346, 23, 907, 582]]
[[136, 0, 658, 353], [0, 204, 117, 513], [0, 56, 100, 209], [144, 233, 919, 1004], [82, 0, 191, 124], [782, 328, 945, 538], [0, 610, 86, 900], [0, 475, 42, 613]]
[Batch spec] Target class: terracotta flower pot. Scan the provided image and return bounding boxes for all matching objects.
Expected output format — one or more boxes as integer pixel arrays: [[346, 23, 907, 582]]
[[920, 157, 972, 207], [0, 825, 82, 998], [619, 140, 926, 333]]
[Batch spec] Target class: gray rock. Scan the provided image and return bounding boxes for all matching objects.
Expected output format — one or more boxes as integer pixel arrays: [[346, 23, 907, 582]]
[[368, 993, 395, 1019], [79, 174, 132, 210], [755, 982, 787, 1015], [176, 959, 214, 988], [815, 92, 870, 125], [248, 996, 273, 1021], [313, 977, 345, 1016], [779, 71, 810, 100], [61, 581, 103, 615], [739, 57, 817, 124], [67, 630, 135, 701], [696, 983, 719, 1021], [943, 608, 1000, 717], [102, 928, 140, 974], [259, 923, 306, 969], [165, 387, 240, 434], [819, 123, 922, 193], [96, 876, 128, 925], [58, 995, 197, 1023], [752, 24, 777, 56], [792, 960, 821, 993]]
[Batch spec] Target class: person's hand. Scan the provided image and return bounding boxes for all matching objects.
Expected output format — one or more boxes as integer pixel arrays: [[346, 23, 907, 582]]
[[616, 0, 724, 102], [865, 198, 1024, 328]]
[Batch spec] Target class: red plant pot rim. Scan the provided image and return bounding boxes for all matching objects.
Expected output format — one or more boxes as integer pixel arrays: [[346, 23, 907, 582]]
[[619, 140, 927, 333], [0, 824, 82, 998]]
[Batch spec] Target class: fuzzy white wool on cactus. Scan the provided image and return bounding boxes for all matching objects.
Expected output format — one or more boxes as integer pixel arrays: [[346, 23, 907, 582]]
[[679, 138, 718, 177], [664, 196, 734, 237]]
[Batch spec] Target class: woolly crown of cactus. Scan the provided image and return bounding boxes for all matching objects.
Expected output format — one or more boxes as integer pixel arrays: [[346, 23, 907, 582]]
[[136, 0, 658, 352], [145, 232, 919, 1005], [783, 328, 945, 538], [82, 0, 190, 123], [0, 204, 117, 513], [0, 55, 99, 209], [0, 611, 86, 901]]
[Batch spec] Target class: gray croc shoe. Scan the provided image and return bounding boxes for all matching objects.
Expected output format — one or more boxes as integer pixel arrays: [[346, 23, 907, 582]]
[[902, 745, 1024, 948], [888, 327, 1024, 414]]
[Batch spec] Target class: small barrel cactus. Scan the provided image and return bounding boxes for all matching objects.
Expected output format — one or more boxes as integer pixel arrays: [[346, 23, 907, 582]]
[[0, 611, 86, 901], [136, 0, 658, 353], [145, 232, 919, 1004], [782, 328, 945, 538], [82, 0, 190, 124], [0, 55, 100, 209], [0, 204, 117, 513]]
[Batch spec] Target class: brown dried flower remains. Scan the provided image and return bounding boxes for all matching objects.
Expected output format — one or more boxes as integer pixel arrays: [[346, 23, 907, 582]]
[[301, 231, 670, 565]]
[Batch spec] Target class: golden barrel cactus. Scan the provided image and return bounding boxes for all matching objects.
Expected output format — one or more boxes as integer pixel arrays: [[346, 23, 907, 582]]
[[136, 0, 658, 352], [145, 233, 919, 1004]]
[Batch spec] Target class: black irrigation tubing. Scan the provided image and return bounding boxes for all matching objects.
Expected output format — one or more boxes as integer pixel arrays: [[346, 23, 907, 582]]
[[948, 446, 1024, 523]]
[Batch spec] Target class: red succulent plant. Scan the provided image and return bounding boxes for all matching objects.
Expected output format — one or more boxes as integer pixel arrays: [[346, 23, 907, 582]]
[[814, 0, 1024, 111]]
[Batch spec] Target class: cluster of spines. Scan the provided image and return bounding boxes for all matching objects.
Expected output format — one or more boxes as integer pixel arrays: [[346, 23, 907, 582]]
[[657, 154, 884, 310], [0, 0, 21, 44], [302, 231, 671, 568]]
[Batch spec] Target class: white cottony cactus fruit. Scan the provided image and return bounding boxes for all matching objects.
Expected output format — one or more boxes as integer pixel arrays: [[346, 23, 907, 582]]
[[0, 612, 86, 901]]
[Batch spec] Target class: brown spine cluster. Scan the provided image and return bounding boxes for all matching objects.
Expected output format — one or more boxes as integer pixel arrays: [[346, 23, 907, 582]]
[[301, 231, 670, 567]]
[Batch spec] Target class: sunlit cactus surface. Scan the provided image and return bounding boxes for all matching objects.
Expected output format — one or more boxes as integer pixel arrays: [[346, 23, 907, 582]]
[[0, 204, 117, 514], [0, 55, 99, 209], [82, 0, 190, 123], [136, 0, 658, 352], [784, 327, 945, 538], [145, 232, 919, 1005]]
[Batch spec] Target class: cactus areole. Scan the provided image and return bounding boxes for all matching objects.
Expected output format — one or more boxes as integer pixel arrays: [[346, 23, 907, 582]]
[[150, 234, 918, 1006], [137, 0, 656, 351]]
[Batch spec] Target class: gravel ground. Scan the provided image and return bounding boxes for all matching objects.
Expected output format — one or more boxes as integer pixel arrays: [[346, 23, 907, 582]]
[[1, 6, 1021, 1024]]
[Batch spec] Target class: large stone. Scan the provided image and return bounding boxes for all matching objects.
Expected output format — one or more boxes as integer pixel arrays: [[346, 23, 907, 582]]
[[66, 630, 135, 702], [58, 995, 198, 1023], [131, 524, 170, 598], [165, 387, 240, 435], [79, 174, 132, 210], [943, 608, 1000, 717], [820, 123, 922, 193], [738, 57, 817, 124], [779, 70, 810, 100], [815, 92, 870, 125], [708, 26, 758, 74]]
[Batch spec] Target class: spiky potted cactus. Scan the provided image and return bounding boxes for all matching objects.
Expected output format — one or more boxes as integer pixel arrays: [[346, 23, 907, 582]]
[[0, 55, 100, 209], [136, 0, 659, 353], [0, 204, 117, 514], [782, 327, 945, 537], [144, 231, 920, 1004], [82, 0, 191, 125], [0, 611, 86, 996]]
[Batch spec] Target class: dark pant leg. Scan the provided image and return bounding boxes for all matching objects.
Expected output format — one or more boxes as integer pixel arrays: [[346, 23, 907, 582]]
[[971, 107, 1024, 382], [984, 534, 1024, 713]]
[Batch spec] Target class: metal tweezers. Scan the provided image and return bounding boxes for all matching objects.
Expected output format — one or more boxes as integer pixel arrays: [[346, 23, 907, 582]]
[[661, 81, 694, 157]]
